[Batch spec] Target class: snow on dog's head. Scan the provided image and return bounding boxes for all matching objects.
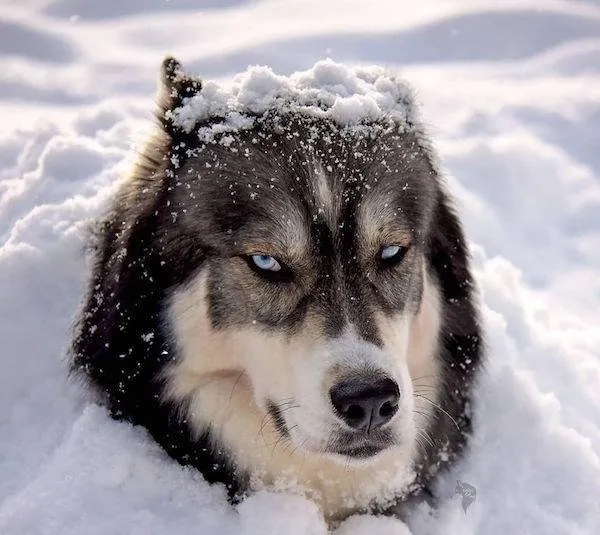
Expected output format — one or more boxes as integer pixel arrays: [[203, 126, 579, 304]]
[[162, 57, 422, 141], [71, 57, 482, 521]]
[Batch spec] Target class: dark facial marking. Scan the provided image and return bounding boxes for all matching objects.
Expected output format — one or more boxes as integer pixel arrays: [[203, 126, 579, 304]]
[[166, 115, 436, 344]]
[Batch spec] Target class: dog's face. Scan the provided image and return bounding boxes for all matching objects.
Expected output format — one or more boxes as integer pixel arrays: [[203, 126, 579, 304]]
[[162, 115, 442, 470]]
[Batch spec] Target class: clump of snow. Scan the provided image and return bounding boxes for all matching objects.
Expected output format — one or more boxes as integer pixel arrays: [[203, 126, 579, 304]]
[[335, 514, 412, 535], [237, 492, 327, 535], [167, 59, 419, 142]]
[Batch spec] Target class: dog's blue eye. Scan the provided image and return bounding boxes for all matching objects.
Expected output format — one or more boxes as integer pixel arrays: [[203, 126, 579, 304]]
[[381, 245, 403, 260], [251, 254, 281, 272]]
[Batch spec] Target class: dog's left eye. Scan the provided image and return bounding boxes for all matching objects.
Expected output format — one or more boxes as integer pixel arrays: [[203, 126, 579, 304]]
[[251, 254, 281, 272], [380, 245, 407, 265]]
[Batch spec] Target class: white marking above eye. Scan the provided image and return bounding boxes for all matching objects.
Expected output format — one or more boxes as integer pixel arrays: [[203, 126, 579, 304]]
[[381, 245, 403, 260], [251, 254, 281, 271]]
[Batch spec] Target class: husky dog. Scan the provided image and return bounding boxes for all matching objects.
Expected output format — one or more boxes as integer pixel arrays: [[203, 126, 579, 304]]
[[71, 57, 483, 522]]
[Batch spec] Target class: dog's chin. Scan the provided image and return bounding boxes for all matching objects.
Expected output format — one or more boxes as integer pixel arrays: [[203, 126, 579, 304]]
[[286, 427, 398, 464]]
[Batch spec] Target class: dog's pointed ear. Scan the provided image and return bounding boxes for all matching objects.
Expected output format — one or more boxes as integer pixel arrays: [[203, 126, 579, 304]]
[[157, 56, 202, 134]]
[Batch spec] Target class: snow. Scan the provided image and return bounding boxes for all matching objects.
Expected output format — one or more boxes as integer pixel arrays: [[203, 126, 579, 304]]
[[1, 1, 599, 534], [167, 60, 417, 143]]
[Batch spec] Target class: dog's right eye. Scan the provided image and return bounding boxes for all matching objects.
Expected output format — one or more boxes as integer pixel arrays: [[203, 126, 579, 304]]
[[245, 254, 294, 282], [251, 254, 281, 272]]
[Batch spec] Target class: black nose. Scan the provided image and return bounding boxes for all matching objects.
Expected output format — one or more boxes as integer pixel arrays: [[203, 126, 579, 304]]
[[329, 376, 400, 432]]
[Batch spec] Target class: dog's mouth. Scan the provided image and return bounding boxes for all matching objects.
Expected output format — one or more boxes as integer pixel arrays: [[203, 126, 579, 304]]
[[326, 428, 397, 460], [328, 443, 387, 459], [266, 400, 396, 460]]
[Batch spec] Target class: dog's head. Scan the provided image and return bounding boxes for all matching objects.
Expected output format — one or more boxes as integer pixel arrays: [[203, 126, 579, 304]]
[[157, 59, 443, 468]]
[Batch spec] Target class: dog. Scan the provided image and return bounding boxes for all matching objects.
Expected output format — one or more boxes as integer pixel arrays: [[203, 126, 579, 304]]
[[70, 57, 483, 522]]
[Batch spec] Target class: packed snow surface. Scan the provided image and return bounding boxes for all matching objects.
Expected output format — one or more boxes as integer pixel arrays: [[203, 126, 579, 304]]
[[1, 1, 600, 534]]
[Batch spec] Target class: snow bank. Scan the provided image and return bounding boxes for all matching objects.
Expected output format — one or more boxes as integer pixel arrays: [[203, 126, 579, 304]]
[[1, 1, 599, 534]]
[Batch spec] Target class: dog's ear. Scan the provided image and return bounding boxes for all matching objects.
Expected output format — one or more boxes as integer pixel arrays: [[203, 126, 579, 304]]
[[157, 56, 202, 134]]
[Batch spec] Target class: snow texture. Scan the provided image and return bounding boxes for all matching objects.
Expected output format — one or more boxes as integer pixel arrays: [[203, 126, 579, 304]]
[[1, 1, 599, 534], [167, 59, 418, 141]]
